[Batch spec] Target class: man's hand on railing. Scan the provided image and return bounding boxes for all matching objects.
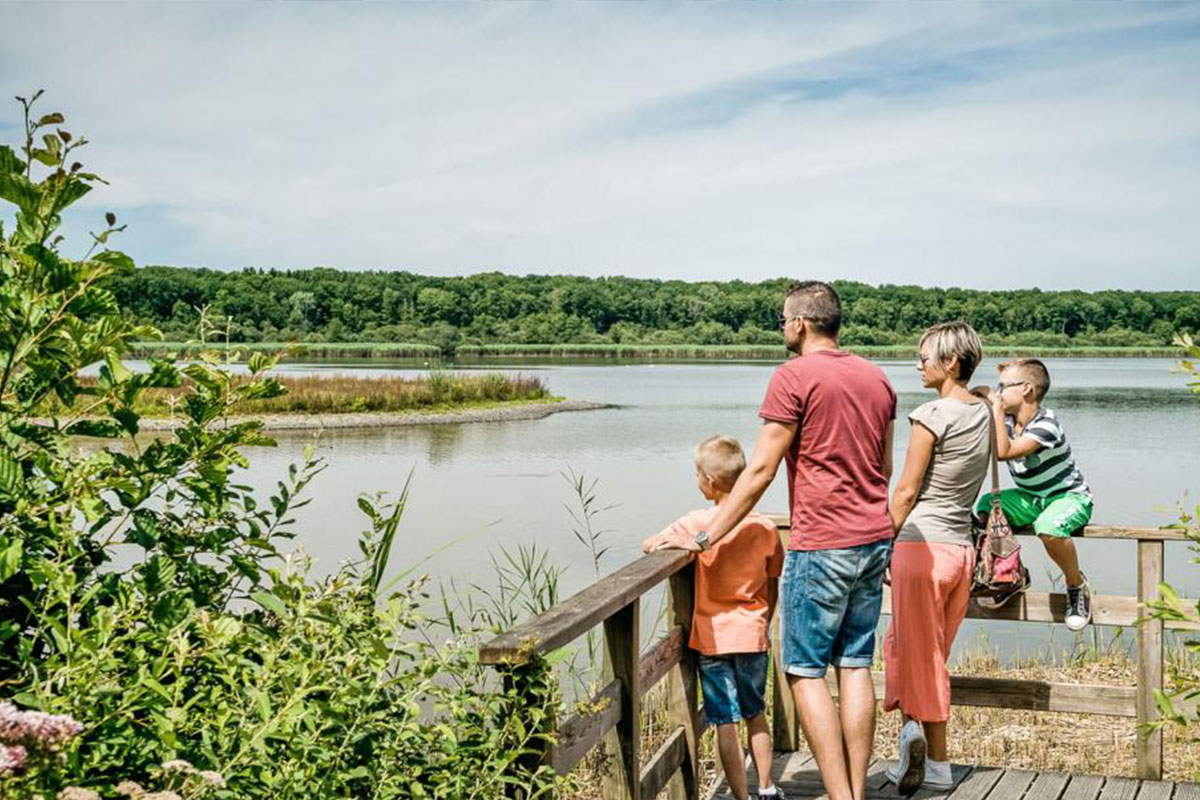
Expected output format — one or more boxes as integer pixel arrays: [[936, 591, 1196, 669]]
[[641, 526, 702, 553]]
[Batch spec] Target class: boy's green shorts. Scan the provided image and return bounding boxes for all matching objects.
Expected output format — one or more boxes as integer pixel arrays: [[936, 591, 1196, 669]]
[[975, 489, 1093, 538]]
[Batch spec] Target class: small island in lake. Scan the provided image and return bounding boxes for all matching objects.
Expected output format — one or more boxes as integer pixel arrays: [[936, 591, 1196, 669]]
[[48, 372, 609, 431]]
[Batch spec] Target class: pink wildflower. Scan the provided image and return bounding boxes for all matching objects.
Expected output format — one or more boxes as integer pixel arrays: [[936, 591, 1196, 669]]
[[141, 793, 183, 800], [197, 770, 226, 788], [0, 744, 27, 774], [115, 780, 146, 797], [158, 759, 195, 775], [56, 789, 101, 800], [0, 701, 83, 752]]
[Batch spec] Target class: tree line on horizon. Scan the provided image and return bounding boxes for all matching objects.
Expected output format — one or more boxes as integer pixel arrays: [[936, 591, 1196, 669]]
[[112, 266, 1200, 352]]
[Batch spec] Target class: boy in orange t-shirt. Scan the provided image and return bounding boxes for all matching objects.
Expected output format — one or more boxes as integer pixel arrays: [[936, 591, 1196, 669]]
[[643, 435, 786, 800]]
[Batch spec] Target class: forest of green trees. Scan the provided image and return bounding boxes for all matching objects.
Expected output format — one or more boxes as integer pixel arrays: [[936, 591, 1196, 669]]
[[113, 266, 1200, 355]]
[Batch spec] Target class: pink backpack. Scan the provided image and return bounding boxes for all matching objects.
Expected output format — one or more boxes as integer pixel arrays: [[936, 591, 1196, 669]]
[[972, 402, 1030, 608]]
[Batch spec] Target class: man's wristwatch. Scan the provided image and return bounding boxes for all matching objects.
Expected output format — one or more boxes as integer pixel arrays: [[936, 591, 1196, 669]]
[[693, 530, 711, 552]]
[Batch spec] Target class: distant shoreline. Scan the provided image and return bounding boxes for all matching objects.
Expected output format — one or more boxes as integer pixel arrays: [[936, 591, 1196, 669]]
[[127, 341, 1183, 361], [131, 398, 612, 431]]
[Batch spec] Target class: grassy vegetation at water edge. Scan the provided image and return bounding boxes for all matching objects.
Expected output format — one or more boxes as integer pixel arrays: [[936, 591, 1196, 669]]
[[130, 341, 1183, 362], [129, 340, 443, 359], [44, 372, 553, 417], [445, 343, 1184, 359]]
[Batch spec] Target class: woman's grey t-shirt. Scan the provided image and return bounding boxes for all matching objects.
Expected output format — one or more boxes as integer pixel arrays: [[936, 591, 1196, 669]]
[[897, 398, 992, 546]]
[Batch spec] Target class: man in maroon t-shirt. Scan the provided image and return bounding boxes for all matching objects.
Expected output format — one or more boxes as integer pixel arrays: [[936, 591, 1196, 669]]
[[645, 281, 895, 800]]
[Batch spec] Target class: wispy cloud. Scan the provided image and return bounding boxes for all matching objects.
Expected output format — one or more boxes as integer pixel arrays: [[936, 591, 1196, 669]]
[[1, 2, 1198, 289]]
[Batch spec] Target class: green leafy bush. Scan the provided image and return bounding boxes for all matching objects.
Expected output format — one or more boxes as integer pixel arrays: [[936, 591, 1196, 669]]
[[0, 93, 560, 798]]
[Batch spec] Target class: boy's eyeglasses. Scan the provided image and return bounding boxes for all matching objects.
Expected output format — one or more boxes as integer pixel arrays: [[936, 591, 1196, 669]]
[[996, 380, 1028, 392]]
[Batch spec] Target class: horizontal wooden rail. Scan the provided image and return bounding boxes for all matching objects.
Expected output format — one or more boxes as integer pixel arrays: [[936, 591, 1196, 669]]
[[479, 549, 692, 665], [551, 680, 623, 774], [881, 587, 1200, 631], [764, 515, 1192, 542], [640, 726, 689, 799], [826, 671, 1138, 717], [547, 626, 700, 775], [638, 626, 685, 694]]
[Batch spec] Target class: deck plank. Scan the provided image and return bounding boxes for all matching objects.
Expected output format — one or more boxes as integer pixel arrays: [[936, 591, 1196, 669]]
[[1062, 775, 1106, 800], [945, 765, 1004, 800], [983, 769, 1037, 799], [1172, 784, 1200, 800], [1025, 772, 1071, 800], [1099, 777, 1141, 800], [1136, 782, 1174, 800]]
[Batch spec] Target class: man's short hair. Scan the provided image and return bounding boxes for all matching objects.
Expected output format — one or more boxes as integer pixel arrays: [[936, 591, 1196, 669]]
[[694, 435, 746, 492], [920, 321, 983, 381], [784, 281, 841, 337], [999, 358, 1051, 402]]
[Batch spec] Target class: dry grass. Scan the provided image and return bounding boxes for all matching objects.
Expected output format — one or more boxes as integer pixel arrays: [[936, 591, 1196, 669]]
[[872, 649, 1199, 783], [564, 646, 1200, 798], [46, 372, 553, 417]]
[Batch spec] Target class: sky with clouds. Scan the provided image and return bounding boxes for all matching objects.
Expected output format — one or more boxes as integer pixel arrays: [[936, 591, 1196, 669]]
[[2, 2, 1199, 290]]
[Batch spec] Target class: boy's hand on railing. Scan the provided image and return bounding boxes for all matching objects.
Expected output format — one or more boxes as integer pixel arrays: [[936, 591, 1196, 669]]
[[641, 528, 701, 553]]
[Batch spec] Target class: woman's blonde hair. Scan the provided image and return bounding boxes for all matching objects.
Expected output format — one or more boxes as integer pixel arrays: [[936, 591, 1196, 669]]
[[694, 435, 746, 491], [920, 321, 983, 381]]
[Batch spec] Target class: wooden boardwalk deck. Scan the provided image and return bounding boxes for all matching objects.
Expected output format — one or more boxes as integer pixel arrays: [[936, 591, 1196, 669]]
[[707, 753, 1200, 800]]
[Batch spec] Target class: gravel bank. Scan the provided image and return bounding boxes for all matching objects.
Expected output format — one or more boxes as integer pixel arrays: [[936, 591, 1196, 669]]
[[134, 399, 612, 431]]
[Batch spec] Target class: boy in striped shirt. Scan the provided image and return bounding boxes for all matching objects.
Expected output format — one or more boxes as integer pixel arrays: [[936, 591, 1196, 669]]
[[974, 358, 1093, 630]]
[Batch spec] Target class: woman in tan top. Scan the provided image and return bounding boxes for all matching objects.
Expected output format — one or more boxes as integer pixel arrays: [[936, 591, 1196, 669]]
[[884, 322, 992, 796]]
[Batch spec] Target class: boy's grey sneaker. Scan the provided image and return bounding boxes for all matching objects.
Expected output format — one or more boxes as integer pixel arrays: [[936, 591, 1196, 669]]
[[922, 759, 955, 792], [1065, 574, 1092, 631], [885, 720, 926, 797]]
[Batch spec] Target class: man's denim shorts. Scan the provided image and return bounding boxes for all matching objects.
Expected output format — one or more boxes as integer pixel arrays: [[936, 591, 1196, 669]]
[[698, 652, 769, 725], [780, 539, 891, 679]]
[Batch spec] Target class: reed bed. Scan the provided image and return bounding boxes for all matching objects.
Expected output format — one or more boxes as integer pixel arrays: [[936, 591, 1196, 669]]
[[453, 344, 1182, 361], [129, 341, 443, 359], [49, 372, 552, 417], [129, 341, 1180, 363]]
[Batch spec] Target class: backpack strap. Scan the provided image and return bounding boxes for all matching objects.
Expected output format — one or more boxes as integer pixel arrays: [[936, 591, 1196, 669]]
[[984, 398, 1002, 508]]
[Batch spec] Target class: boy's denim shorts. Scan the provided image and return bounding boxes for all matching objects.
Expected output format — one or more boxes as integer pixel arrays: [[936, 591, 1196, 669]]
[[698, 652, 768, 725], [780, 539, 891, 679]]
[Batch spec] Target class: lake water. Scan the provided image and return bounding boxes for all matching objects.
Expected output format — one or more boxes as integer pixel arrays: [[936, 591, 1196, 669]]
[[239, 357, 1198, 660]]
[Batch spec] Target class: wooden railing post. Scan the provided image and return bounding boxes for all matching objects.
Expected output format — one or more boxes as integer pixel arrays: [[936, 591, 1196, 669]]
[[770, 608, 799, 752], [603, 599, 641, 800], [1136, 539, 1165, 781], [501, 661, 556, 799], [666, 565, 700, 800]]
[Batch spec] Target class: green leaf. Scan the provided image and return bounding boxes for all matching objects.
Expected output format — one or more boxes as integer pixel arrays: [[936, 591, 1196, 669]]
[[0, 449, 20, 499], [0, 538, 22, 582], [63, 420, 123, 438], [31, 148, 59, 167], [251, 590, 288, 618], [91, 249, 134, 272], [37, 112, 65, 126], [0, 145, 20, 174], [128, 510, 164, 549], [0, 171, 41, 215], [139, 674, 173, 702]]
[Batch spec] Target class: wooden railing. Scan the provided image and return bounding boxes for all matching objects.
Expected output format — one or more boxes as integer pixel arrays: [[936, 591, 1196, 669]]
[[478, 521, 1196, 799]]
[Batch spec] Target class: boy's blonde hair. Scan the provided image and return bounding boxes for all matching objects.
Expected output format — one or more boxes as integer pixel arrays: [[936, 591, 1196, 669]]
[[694, 435, 746, 491], [999, 358, 1051, 402], [920, 321, 982, 381]]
